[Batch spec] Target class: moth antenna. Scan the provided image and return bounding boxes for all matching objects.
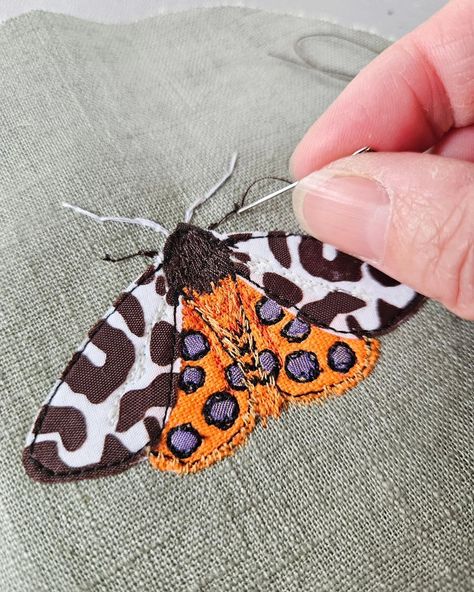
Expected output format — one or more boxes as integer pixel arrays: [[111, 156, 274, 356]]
[[103, 250, 160, 263], [183, 152, 238, 224], [62, 202, 170, 236]]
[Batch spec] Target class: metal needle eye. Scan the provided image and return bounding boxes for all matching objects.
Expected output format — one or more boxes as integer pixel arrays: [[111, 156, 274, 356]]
[[237, 146, 373, 215]]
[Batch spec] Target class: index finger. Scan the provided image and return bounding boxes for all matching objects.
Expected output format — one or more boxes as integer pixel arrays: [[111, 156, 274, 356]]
[[290, 0, 474, 179]]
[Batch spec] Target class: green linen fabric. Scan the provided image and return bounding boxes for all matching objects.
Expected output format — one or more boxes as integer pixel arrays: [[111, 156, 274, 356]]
[[0, 7, 472, 591]]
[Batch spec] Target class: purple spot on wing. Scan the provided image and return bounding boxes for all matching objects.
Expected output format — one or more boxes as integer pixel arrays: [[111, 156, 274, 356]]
[[256, 297, 283, 324], [179, 366, 205, 393], [203, 392, 239, 430], [282, 317, 310, 342], [226, 363, 246, 390], [259, 350, 279, 375], [167, 424, 202, 458], [327, 342, 356, 373], [182, 332, 209, 361], [285, 351, 319, 382]]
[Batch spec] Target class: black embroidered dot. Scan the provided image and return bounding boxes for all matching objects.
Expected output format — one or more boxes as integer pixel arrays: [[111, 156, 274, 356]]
[[203, 392, 239, 430], [181, 331, 210, 361], [255, 297, 284, 325], [327, 342, 356, 373], [258, 349, 280, 378], [167, 424, 202, 459], [178, 365, 205, 394], [285, 350, 320, 382], [281, 317, 311, 342], [226, 363, 247, 391]]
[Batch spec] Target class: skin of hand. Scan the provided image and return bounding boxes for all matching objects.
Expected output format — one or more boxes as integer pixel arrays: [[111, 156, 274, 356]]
[[291, 0, 473, 320]]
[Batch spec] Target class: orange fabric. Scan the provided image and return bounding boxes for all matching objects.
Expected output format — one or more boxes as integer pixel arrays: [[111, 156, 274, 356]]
[[149, 276, 379, 473]]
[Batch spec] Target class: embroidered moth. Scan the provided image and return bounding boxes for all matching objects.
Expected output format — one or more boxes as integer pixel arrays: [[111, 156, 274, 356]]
[[23, 224, 422, 482]]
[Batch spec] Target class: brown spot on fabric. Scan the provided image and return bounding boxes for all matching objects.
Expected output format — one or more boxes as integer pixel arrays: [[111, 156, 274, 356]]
[[60, 351, 82, 380], [155, 275, 166, 295], [300, 293, 365, 326], [113, 293, 127, 309], [268, 233, 291, 268], [299, 237, 363, 282], [116, 373, 178, 432], [377, 299, 406, 328], [37, 406, 87, 451], [117, 294, 145, 337], [100, 434, 136, 464], [64, 323, 135, 404], [233, 262, 250, 278], [150, 321, 178, 366], [87, 319, 105, 339], [346, 315, 364, 335], [368, 265, 400, 287], [166, 289, 176, 306], [262, 272, 303, 306], [233, 252, 251, 263], [227, 232, 253, 244], [144, 416, 162, 445], [139, 265, 157, 285]]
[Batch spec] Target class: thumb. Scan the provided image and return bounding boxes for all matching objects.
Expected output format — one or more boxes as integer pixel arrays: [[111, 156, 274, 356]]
[[292, 152, 474, 319]]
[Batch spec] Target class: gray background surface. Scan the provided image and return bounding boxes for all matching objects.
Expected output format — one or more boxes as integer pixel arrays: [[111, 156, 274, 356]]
[[0, 0, 447, 38], [0, 5, 472, 592]]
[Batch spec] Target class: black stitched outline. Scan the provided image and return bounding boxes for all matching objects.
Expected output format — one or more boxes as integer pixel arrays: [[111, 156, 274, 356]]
[[225, 363, 247, 391], [203, 392, 240, 431], [285, 350, 320, 383], [255, 296, 285, 326], [178, 365, 206, 394], [166, 423, 202, 459], [327, 342, 357, 373], [281, 317, 311, 343], [25, 263, 181, 480], [181, 330, 210, 361], [160, 290, 180, 453]]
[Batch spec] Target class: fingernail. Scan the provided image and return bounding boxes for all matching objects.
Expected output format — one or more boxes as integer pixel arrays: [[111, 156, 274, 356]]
[[292, 171, 391, 262]]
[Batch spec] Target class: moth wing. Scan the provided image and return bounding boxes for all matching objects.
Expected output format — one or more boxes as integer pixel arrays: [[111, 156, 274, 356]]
[[234, 276, 379, 403], [23, 263, 181, 483], [149, 295, 256, 474], [225, 231, 423, 336]]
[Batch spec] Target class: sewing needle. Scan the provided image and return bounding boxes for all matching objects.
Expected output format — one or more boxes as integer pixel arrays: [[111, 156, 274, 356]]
[[237, 146, 372, 215]]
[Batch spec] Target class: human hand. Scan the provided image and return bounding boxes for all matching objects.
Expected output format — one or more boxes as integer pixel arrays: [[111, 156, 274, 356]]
[[291, 0, 473, 319]]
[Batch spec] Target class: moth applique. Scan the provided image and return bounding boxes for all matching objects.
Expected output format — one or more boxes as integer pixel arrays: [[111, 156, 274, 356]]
[[23, 223, 423, 482]]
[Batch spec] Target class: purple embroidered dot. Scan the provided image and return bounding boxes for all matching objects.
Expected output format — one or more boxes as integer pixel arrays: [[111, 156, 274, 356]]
[[259, 350, 279, 376], [226, 363, 246, 391], [203, 392, 239, 430], [327, 342, 356, 373], [285, 350, 320, 382], [281, 317, 310, 342], [255, 297, 284, 325], [182, 331, 210, 361], [167, 424, 202, 459], [179, 365, 205, 394]]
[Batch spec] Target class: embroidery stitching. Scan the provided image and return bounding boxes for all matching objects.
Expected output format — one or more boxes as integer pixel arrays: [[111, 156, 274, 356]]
[[23, 223, 422, 482]]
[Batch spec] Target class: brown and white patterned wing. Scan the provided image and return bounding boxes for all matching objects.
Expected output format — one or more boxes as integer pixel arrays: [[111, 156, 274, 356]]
[[23, 262, 181, 483], [224, 231, 423, 336]]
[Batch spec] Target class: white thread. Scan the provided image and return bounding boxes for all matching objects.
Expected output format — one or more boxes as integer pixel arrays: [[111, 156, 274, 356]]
[[62, 203, 171, 236], [183, 152, 238, 223]]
